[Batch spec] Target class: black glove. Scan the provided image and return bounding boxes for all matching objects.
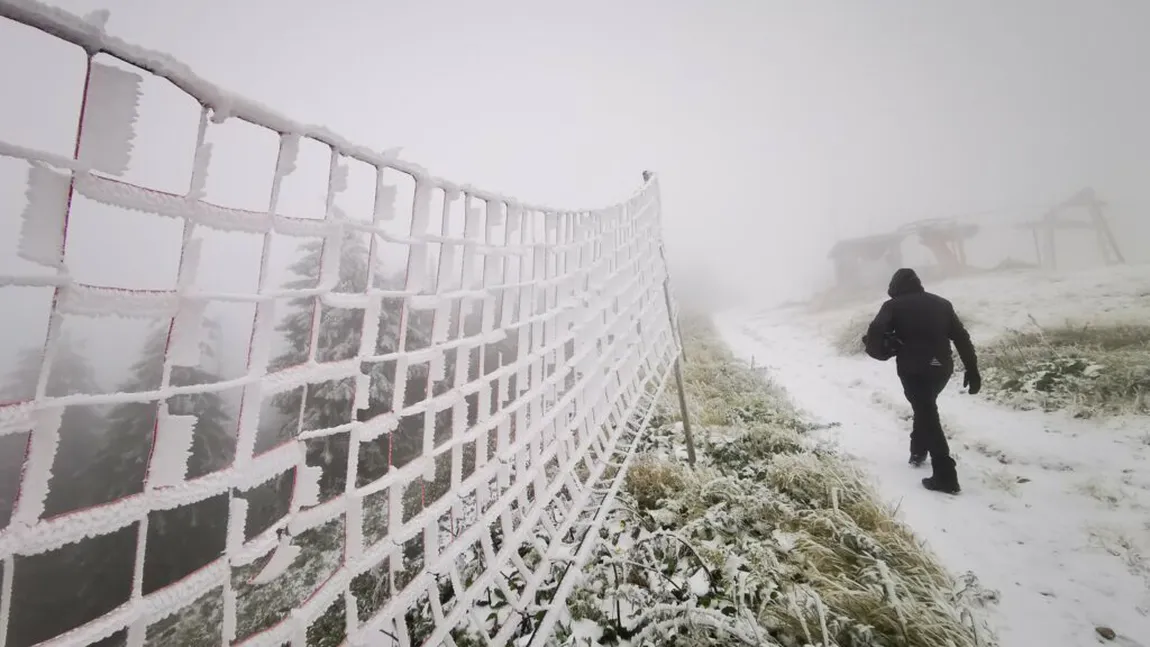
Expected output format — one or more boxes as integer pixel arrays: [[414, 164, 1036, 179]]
[[963, 369, 982, 395]]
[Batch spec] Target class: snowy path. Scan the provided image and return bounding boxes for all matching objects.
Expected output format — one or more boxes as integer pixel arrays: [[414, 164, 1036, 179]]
[[717, 310, 1150, 647]]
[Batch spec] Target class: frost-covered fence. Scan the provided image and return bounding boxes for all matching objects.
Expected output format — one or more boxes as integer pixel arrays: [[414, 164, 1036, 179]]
[[0, 2, 680, 646]]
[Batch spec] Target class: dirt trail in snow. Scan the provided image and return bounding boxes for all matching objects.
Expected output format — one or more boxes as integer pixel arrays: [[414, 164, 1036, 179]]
[[717, 310, 1150, 647]]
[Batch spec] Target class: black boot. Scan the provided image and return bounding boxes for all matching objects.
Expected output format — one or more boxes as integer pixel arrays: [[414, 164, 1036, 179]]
[[922, 456, 960, 494], [909, 432, 926, 468]]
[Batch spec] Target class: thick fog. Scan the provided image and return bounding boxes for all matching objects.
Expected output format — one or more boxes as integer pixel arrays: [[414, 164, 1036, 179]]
[[3, 0, 1150, 387], [5, 2, 1150, 644]]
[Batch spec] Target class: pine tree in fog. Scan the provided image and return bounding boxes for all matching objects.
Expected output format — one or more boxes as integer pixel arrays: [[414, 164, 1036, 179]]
[[92, 316, 235, 587], [268, 231, 425, 501], [230, 231, 430, 643], [0, 333, 105, 519], [93, 317, 235, 506], [5, 321, 237, 647], [2, 331, 101, 400]]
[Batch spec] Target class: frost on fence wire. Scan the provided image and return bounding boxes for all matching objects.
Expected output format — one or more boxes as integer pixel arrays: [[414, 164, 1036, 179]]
[[0, 5, 678, 647]]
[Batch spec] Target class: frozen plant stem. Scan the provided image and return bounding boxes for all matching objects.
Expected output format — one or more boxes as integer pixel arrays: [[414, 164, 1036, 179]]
[[612, 563, 623, 629], [814, 591, 829, 647], [639, 530, 714, 584], [877, 559, 909, 641]]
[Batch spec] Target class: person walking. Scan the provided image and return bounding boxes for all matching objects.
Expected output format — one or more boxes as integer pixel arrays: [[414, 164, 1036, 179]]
[[862, 268, 981, 494]]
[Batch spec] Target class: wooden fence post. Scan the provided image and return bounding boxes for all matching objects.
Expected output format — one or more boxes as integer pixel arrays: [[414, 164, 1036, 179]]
[[646, 170, 696, 466]]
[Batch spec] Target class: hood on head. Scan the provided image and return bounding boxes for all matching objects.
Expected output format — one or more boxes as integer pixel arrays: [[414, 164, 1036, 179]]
[[888, 268, 924, 297]]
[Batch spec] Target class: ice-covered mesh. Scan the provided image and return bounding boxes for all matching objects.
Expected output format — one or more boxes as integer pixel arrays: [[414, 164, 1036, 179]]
[[0, 2, 680, 646]]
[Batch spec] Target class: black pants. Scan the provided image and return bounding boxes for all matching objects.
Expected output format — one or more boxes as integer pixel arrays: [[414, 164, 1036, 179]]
[[900, 371, 951, 463]]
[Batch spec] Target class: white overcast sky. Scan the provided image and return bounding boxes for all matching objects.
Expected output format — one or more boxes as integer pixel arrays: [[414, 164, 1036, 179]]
[[2, 0, 1149, 376]]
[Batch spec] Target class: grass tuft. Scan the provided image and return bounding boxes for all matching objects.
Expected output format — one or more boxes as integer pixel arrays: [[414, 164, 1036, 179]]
[[831, 311, 873, 356], [982, 322, 1150, 417]]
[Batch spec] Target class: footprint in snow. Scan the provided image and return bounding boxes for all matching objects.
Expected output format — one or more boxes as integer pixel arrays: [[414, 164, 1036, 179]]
[[1100, 630, 1148, 647]]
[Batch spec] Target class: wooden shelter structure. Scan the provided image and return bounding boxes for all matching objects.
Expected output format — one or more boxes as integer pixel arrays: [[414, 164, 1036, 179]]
[[896, 218, 981, 273], [827, 216, 981, 290], [1017, 188, 1124, 270], [827, 233, 905, 289]]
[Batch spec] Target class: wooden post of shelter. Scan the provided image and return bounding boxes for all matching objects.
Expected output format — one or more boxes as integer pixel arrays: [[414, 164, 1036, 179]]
[[900, 218, 980, 278], [1019, 188, 1124, 270], [1088, 202, 1125, 265], [827, 233, 906, 292], [1030, 227, 1043, 267]]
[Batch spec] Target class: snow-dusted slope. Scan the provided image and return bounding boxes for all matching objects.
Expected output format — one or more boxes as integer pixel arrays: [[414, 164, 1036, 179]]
[[806, 264, 1150, 347], [718, 264, 1150, 647]]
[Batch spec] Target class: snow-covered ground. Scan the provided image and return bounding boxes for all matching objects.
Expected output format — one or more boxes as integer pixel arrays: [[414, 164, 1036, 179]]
[[805, 264, 1150, 348], [717, 264, 1150, 647]]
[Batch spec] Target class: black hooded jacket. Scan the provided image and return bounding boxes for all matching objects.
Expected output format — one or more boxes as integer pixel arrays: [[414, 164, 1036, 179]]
[[864, 268, 978, 377]]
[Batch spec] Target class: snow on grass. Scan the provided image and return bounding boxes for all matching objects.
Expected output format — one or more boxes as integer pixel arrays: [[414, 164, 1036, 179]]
[[980, 322, 1150, 416], [718, 263, 1150, 647], [552, 316, 993, 647]]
